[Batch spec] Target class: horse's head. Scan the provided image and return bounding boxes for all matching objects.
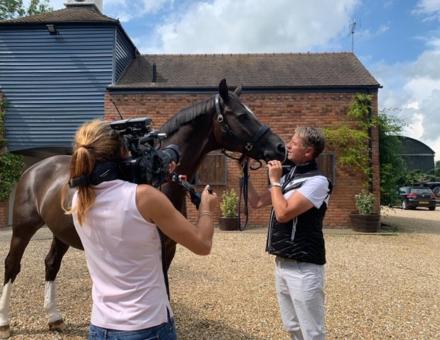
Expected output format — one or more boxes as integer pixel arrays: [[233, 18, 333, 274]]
[[212, 79, 286, 162]]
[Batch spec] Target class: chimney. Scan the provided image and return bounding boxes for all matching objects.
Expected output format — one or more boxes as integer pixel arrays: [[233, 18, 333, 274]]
[[64, 0, 104, 13]]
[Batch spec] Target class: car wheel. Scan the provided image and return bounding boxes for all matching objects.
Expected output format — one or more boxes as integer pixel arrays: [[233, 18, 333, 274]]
[[402, 200, 409, 210], [429, 206, 435, 211]]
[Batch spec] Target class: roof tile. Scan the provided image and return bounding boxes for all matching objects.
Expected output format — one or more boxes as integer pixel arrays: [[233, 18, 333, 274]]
[[114, 53, 380, 89]]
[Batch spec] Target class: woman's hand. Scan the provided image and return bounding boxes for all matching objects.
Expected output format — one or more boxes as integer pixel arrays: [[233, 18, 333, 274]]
[[168, 161, 177, 174], [199, 185, 217, 213]]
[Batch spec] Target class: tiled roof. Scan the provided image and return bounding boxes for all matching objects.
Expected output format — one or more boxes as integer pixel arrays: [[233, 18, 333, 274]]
[[113, 53, 380, 89], [0, 5, 117, 25]]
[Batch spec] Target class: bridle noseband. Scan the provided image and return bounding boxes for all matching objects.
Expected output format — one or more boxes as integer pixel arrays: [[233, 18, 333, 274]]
[[214, 94, 270, 153]]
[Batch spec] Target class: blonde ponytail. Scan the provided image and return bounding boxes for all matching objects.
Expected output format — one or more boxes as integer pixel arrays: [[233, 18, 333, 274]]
[[62, 120, 121, 225]]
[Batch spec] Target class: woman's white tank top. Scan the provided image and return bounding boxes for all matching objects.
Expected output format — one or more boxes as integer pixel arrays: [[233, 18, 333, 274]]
[[72, 180, 172, 331]]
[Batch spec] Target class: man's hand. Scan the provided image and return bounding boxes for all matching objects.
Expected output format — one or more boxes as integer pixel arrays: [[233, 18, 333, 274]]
[[267, 160, 283, 185]]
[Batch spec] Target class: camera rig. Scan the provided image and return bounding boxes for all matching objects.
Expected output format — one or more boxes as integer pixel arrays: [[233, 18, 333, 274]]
[[110, 117, 206, 208]]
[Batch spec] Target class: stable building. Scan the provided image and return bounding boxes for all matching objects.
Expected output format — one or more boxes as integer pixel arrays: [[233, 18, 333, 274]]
[[0, 0, 381, 228]]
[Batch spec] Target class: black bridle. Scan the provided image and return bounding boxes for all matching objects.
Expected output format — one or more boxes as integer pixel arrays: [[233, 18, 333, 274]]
[[214, 94, 269, 230], [214, 94, 271, 156]]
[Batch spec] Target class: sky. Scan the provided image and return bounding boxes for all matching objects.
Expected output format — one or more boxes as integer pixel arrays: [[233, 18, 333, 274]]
[[38, 0, 440, 162]]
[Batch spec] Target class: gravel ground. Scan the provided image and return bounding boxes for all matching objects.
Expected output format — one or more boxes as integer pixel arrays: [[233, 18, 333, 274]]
[[0, 208, 439, 339]]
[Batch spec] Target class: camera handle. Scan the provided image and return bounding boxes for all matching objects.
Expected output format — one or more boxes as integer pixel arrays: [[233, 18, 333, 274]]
[[169, 173, 212, 209]]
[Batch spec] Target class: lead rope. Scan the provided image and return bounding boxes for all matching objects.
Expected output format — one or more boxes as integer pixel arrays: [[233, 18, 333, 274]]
[[238, 157, 249, 231]]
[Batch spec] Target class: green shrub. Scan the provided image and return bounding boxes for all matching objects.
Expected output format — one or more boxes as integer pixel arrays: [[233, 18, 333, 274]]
[[0, 152, 23, 201], [354, 191, 375, 215], [0, 99, 24, 201], [220, 189, 238, 218]]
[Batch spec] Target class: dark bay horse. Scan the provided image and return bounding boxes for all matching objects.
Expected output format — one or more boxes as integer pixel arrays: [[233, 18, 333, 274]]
[[0, 79, 285, 337]]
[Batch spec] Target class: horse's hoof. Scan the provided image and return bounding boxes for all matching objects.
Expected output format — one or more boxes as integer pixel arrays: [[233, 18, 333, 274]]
[[48, 319, 65, 332], [0, 325, 10, 339]]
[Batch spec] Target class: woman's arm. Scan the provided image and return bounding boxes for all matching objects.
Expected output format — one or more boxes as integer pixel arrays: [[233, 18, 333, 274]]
[[136, 185, 217, 255]]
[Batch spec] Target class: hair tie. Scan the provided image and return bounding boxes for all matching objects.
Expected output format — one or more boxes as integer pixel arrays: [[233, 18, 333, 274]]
[[69, 175, 90, 188], [79, 144, 93, 150]]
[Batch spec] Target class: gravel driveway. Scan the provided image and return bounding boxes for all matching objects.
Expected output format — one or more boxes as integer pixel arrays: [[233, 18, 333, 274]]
[[381, 207, 440, 234], [0, 208, 439, 339]]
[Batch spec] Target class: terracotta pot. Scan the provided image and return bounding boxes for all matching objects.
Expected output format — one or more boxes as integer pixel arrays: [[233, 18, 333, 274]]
[[350, 213, 380, 233], [218, 217, 240, 231]]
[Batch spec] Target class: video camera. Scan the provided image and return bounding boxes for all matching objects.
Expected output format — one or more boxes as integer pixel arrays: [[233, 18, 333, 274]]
[[110, 117, 180, 188]]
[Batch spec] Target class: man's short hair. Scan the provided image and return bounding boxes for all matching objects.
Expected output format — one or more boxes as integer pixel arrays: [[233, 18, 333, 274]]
[[295, 127, 325, 158]]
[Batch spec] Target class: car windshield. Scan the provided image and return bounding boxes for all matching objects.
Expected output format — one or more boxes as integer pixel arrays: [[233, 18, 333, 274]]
[[411, 188, 432, 194]]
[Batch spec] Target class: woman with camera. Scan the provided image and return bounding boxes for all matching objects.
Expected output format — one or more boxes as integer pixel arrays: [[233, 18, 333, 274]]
[[63, 119, 217, 340]]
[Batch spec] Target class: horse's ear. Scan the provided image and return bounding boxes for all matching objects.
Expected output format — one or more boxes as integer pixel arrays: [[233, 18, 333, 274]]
[[219, 79, 229, 101], [234, 85, 242, 97]]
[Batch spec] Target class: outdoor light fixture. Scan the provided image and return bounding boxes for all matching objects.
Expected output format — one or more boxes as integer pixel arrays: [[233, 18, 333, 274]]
[[46, 24, 57, 34]]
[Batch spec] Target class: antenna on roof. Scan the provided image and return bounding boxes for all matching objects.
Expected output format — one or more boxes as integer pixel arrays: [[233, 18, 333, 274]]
[[110, 99, 124, 120], [349, 20, 357, 53]]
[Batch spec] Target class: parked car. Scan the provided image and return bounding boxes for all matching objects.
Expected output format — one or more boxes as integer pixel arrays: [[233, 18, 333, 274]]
[[416, 182, 440, 197], [398, 186, 436, 210]]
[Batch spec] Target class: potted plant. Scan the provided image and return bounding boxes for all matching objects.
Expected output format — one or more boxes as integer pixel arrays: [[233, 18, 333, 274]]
[[350, 190, 380, 232], [219, 189, 240, 231]]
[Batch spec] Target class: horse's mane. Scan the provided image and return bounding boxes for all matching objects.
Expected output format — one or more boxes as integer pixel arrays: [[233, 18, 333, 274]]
[[160, 96, 216, 136]]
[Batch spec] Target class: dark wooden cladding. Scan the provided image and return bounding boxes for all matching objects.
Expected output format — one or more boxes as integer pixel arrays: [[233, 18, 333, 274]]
[[317, 152, 336, 184], [196, 152, 227, 185]]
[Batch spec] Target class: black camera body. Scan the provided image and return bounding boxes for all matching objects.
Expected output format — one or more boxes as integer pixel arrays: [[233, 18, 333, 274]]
[[110, 118, 180, 187]]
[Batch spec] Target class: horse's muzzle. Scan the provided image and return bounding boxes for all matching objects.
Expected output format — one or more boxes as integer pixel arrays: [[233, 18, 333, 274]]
[[263, 143, 286, 162]]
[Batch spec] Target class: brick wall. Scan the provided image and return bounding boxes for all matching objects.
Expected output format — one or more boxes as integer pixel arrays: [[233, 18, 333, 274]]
[[0, 90, 8, 228], [104, 90, 380, 228]]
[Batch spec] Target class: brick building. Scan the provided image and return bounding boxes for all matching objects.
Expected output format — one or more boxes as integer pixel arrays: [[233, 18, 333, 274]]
[[0, 2, 381, 228], [105, 54, 381, 228]]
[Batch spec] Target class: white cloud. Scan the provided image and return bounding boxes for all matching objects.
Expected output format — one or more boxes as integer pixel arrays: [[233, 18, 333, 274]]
[[414, 0, 440, 21], [371, 0, 440, 161], [144, 0, 359, 53], [375, 39, 440, 160], [49, 0, 65, 9], [402, 112, 424, 139]]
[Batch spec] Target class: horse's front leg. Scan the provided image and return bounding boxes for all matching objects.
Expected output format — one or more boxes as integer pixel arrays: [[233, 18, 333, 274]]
[[0, 221, 41, 339], [44, 237, 69, 332]]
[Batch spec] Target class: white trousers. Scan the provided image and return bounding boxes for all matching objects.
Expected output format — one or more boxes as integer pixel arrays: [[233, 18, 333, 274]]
[[275, 257, 325, 340]]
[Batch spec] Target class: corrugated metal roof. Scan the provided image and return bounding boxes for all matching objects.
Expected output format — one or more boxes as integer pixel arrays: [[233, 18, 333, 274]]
[[112, 53, 380, 89], [399, 136, 435, 155]]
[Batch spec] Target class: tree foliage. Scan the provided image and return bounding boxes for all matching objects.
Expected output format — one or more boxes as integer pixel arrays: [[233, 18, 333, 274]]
[[324, 94, 411, 206], [324, 93, 373, 184], [377, 111, 406, 205], [435, 160, 440, 178], [0, 0, 52, 20], [0, 99, 24, 201]]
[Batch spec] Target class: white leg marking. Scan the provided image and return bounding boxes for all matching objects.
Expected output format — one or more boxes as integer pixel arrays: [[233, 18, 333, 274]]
[[44, 281, 62, 323], [0, 281, 12, 327]]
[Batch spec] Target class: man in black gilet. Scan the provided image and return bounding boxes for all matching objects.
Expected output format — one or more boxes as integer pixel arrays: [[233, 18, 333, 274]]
[[248, 127, 331, 340]]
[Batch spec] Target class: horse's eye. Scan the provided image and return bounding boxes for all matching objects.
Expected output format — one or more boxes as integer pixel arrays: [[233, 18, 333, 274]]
[[237, 114, 249, 122]]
